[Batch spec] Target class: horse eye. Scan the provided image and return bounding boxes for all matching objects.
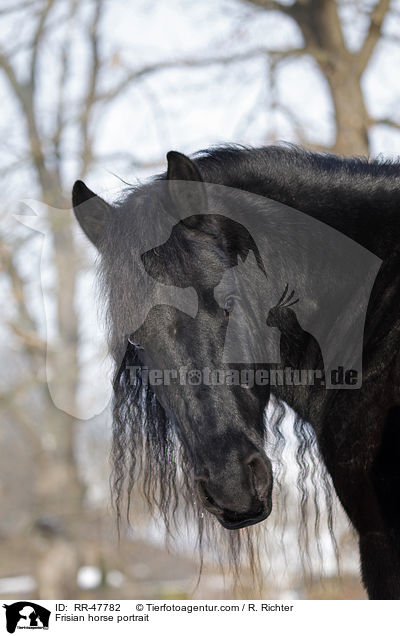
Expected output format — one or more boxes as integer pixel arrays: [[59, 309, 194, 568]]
[[128, 335, 144, 350], [224, 297, 235, 317]]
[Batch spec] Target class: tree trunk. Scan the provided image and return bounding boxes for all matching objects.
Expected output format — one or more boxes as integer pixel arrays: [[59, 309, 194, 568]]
[[291, 0, 370, 155], [320, 59, 369, 155], [248, 0, 374, 155]]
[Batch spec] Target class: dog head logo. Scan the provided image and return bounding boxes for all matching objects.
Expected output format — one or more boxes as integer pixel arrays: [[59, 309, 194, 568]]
[[2, 603, 50, 633]]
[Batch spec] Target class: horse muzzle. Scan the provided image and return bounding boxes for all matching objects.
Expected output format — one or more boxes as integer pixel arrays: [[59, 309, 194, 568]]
[[196, 450, 273, 530]]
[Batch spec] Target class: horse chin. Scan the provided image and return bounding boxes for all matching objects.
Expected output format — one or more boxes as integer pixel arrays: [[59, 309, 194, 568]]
[[216, 501, 272, 531]]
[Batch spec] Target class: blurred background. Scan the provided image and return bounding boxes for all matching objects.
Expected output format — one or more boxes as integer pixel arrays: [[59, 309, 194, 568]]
[[1, 0, 400, 600]]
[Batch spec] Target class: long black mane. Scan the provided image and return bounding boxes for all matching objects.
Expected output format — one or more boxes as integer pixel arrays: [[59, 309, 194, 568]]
[[193, 145, 400, 254]]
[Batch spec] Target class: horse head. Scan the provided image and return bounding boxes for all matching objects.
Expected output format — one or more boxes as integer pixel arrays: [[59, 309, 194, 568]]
[[72, 151, 273, 530]]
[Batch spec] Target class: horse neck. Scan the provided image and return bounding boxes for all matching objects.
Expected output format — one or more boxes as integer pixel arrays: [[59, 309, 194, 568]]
[[198, 147, 400, 427], [198, 147, 400, 260]]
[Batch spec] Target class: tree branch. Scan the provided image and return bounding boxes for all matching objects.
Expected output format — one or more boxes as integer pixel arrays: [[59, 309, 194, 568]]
[[80, 0, 104, 176], [93, 151, 163, 170], [52, 0, 79, 167], [1, 382, 44, 457], [8, 322, 46, 353], [357, 0, 391, 73], [95, 47, 307, 103], [30, 0, 56, 90], [0, 0, 62, 196], [0, 0, 41, 16], [0, 47, 50, 191], [0, 238, 38, 335], [0, 49, 26, 103], [370, 117, 400, 131], [242, 0, 294, 15]]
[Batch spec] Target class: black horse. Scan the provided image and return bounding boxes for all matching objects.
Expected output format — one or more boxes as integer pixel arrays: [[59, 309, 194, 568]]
[[72, 145, 399, 598]]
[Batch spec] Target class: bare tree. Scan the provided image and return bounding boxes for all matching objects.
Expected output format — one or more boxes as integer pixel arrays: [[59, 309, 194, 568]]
[[242, 0, 395, 154], [0, 0, 165, 597]]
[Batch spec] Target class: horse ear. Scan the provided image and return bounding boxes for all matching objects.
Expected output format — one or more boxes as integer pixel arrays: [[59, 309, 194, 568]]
[[166, 151, 208, 223], [72, 180, 111, 248]]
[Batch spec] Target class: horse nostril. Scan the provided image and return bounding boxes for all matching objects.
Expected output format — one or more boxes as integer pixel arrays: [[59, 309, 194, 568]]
[[196, 480, 221, 513], [246, 453, 271, 499]]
